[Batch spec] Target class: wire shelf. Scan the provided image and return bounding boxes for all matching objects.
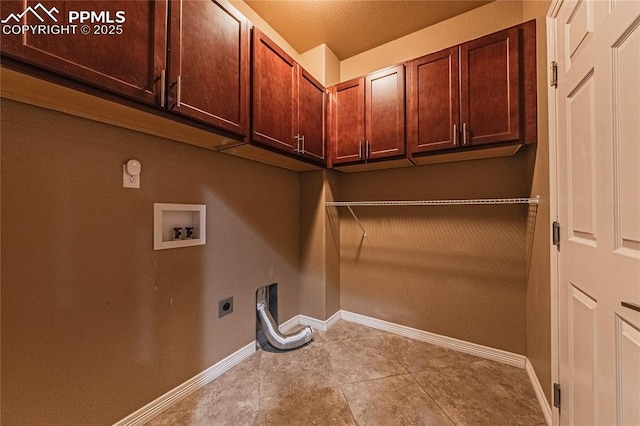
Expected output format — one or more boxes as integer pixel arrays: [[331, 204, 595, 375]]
[[325, 197, 539, 237]]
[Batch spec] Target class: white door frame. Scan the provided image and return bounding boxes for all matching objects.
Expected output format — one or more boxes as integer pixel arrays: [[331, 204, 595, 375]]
[[546, 1, 562, 425]]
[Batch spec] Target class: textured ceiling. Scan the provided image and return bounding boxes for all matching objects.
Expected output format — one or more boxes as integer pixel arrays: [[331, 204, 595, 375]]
[[244, 0, 495, 59]]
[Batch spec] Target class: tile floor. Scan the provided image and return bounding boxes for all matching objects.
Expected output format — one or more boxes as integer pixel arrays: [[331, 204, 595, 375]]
[[145, 321, 546, 425]]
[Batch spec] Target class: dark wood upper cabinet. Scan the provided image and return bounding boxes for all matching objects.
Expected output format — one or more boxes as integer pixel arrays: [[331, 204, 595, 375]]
[[409, 25, 527, 156], [168, 0, 249, 135], [328, 78, 365, 164], [407, 47, 460, 152], [251, 28, 326, 165], [365, 65, 406, 160], [297, 68, 325, 162], [252, 28, 297, 153], [460, 27, 520, 146], [0, 0, 167, 106], [329, 65, 405, 166]]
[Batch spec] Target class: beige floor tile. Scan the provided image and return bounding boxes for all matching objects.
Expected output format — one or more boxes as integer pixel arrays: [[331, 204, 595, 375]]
[[412, 355, 545, 425], [256, 386, 356, 425], [259, 338, 341, 397], [158, 398, 259, 426], [325, 337, 408, 384], [319, 320, 393, 342], [142, 414, 164, 426], [376, 333, 469, 373], [342, 374, 454, 425], [166, 353, 261, 414], [143, 320, 545, 426]]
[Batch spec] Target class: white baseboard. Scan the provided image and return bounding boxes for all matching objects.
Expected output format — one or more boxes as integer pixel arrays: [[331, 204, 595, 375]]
[[280, 310, 342, 332], [526, 359, 552, 425], [278, 314, 300, 333], [340, 310, 527, 369], [113, 341, 255, 426]]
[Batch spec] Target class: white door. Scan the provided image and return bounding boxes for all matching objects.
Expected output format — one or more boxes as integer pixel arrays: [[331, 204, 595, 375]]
[[550, 0, 640, 424]]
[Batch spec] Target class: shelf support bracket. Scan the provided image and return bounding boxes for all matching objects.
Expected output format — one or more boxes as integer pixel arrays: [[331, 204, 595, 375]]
[[346, 205, 367, 237]]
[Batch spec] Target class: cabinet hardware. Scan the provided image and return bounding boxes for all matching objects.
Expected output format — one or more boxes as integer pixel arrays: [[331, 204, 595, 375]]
[[160, 69, 166, 108], [553, 221, 560, 248], [462, 123, 469, 145], [295, 134, 300, 153], [550, 61, 558, 88], [622, 301, 640, 313], [453, 124, 458, 146], [366, 140, 370, 159], [176, 76, 182, 108], [300, 135, 305, 155], [359, 141, 363, 159]]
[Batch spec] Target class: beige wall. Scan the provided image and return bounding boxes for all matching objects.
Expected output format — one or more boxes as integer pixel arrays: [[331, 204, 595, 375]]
[[0, 99, 301, 424], [299, 170, 342, 320], [299, 44, 341, 87], [338, 148, 537, 354], [329, 0, 552, 397], [523, 0, 552, 404], [340, 0, 524, 82], [1, 1, 554, 422]]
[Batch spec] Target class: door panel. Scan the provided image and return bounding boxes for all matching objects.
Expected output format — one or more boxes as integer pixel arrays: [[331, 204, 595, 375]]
[[616, 317, 640, 425], [460, 27, 519, 146], [566, 0, 593, 63], [168, 0, 248, 135], [407, 47, 459, 153], [566, 71, 597, 245], [329, 78, 364, 164], [612, 21, 640, 256], [553, 1, 640, 425], [252, 28, 296, 152], [568, 285, 597, 426], [0, 0, 166, 105], [297, 68, 325, 163], [365, 65, 405, 159]]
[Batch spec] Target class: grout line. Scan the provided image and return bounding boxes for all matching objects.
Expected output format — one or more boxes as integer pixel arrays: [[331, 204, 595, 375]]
[[338, 386, 359, 425], [408, 371, 457, 425]]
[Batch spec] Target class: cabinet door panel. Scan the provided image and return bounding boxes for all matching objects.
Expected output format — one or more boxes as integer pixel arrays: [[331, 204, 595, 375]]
[[0, 0, 166, 106], [298, 68, 325, 163], [252, 28, 296, 152], [329, 78, 365, 164], [408, 47, 460, 153], [168, 0, 248, 135], [366, 65, 405, 159], [460, 27, 520, 146]]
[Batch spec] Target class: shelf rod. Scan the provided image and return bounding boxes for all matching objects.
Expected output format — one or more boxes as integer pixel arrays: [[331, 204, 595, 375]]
[[325, 196, 539, 237], [326, 197, 539, 207], [347, 205, 367, 237]]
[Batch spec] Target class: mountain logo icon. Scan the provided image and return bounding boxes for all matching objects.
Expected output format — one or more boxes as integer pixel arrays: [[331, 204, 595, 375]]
[[1, 3, 59, 24]]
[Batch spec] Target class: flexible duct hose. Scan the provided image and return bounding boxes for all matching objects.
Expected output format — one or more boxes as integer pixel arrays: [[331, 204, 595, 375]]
[[257, 301, 314, 350]]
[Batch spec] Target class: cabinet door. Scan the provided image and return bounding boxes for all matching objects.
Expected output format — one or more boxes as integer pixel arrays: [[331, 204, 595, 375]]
[[297, 67, 326, 163], [365, 65, 406, 160], [408, 47, 460, 153], [329, 78, 365, 165], [0, 0, 166, 106], [460, 27, 520, 146], [168, 0, 249, 135], [252, 28, 296, 152]]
